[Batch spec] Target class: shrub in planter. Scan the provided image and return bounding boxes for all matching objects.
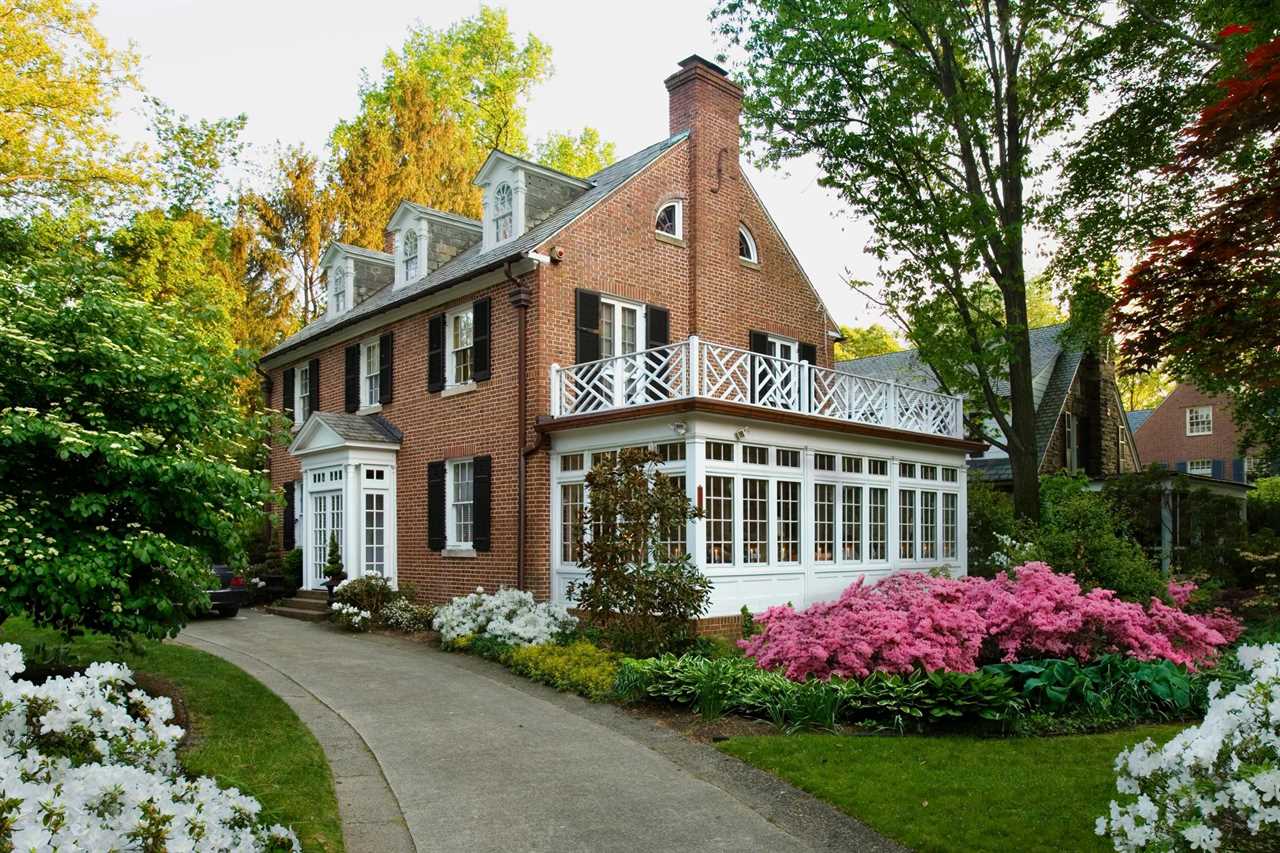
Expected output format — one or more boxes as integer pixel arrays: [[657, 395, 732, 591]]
[[1097, 643, 1280, 852], [433, 587, 575, 646], [741, 564, 1240, 681], [0, 644, 299, 851], [506, 641, 622, 701], [569, 448, 710, 657]]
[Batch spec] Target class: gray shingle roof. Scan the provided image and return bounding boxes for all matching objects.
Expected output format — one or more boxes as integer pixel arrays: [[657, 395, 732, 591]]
[[264, 131, 689, 361], [836, 322, 1070, 398], [1127, 409, 1154, 433], [313, 412, 403, 444], [331, 242, 393, 263]]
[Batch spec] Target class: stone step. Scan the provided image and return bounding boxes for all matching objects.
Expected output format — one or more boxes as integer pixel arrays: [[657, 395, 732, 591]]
[[278, 596, 329, 613], [265, 605, 329, 623], [293, 589, 329, 601]]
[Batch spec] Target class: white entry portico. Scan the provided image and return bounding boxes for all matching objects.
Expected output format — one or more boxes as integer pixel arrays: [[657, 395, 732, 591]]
[[289, 412, 400, 590]]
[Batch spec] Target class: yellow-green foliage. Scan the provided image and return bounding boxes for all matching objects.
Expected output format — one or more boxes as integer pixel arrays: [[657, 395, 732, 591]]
[[505, 641, 621, 701]]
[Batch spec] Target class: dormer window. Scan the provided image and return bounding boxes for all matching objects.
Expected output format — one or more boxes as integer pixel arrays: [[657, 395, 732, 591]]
[[332, 265, 348, 314], [494, 183, 514, 243], [656, 201, 682, 239], [739, 225, 758, 263], [403, 229, 419, 281]]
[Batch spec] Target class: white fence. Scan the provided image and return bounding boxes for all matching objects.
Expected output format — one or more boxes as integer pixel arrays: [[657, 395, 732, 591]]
[[550, 336, 963, 439]]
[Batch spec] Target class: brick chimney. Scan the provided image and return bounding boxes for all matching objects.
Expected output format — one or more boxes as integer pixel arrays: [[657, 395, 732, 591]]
[[664, 55, 745, 336]]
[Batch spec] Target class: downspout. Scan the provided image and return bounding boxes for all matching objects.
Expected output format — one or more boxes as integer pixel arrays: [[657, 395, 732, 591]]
[[507, 260, 533, 592]]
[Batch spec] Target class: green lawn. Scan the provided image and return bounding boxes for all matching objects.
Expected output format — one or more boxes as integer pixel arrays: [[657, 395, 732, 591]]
[[1, 617, 343, 853], [719, 725, 1185, 853]]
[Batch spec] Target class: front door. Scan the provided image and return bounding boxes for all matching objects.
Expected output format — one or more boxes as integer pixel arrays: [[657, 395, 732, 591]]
[[600, 298, 643, 406], [310, 491, 342, 589]]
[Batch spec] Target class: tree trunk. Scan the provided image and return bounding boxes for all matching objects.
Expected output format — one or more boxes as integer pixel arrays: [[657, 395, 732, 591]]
[[1003, 296, 1041, 523]]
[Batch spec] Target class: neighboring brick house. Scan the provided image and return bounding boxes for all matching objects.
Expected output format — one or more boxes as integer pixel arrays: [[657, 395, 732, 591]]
[[260, 56, 982, 618], [839, 323, 1141, 485], [1130, 384, 1260, 482]]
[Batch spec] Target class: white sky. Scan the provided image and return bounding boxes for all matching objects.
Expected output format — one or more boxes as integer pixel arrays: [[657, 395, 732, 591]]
[[92, 0, 897, 329]]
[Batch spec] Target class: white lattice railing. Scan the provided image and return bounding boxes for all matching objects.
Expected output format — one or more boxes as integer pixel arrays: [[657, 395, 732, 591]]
[[550, 336, 963, 439]]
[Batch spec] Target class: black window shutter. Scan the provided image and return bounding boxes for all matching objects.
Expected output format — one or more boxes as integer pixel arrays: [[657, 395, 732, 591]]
[[473, 455, 492, 551], [645, 305, 669, 348], [282, 481, 297, 551], [798, 342, 817, 364], [472, 297, 492, 381], [344, 344, 360, 412], [1232, 458, 1245, 482], [748, 331, 769, 403], [427, 461, 446, 550], [307, 358, 320, 416], [1175, 460, 1188, 473], [379, 332, 394, 404], [1211, 459, 1225, 480], [575, 289, 601, 363], [427, 314, 445, 392], [282, 367, 295, 419]]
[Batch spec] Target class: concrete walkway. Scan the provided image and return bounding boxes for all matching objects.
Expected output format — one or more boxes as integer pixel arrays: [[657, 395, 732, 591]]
[[179, 611, 902, 853]]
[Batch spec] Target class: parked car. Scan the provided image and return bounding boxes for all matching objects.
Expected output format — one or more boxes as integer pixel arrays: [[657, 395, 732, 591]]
[[209, 564, 247, 617]]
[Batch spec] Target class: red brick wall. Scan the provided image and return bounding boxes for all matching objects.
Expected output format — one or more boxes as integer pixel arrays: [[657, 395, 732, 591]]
[[1134, 384, 1251, 475]]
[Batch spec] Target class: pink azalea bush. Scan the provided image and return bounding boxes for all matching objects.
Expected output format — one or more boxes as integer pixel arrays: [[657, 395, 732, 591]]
[[740, 563, 1242, 681]]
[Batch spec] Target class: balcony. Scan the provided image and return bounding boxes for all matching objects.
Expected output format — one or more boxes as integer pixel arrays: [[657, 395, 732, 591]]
[[549, 336, 963, 439]]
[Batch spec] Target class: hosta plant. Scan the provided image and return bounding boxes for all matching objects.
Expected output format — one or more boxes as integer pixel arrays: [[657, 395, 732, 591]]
[[0, 643, 298, 851], [1097, 643, 1280, 852]]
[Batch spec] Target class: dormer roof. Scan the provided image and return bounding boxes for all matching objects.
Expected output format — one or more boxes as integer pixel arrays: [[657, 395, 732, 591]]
[[472, 149, 593, 190], [385, 201, 482, 234], [320, 241, 393, 268]]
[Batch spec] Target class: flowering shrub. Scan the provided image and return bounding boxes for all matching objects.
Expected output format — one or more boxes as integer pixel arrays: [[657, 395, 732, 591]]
[[379, 597, 434, 633], [330, 602, 371, 631], [741, 564, 1241, 681], [433, 587, 575, 646], [0, 643, 298, 851], [1097, 643, 1280, 852]]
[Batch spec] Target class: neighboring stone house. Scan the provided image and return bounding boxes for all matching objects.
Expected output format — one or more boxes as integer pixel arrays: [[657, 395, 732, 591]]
[[1131, 384, 1262, 483], [260, 56, 982, 621], [838, 323, 1140, 485]]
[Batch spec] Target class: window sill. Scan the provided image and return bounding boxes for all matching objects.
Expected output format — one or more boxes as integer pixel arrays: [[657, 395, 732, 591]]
[[655, 231, 687, 248], [442, 381, 478, 399], [443, 547, 476, 559], [739, 257, 762, 271], [357, 404, 383, 415]]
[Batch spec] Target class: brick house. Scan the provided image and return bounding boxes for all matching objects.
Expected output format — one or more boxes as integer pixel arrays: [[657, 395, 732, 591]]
[[1130, 384, 1262, 482], [260, 56, 981, 618], [839, 323, 1141, 485]]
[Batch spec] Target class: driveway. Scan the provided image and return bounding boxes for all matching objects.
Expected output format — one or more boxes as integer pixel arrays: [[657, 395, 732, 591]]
[[179, 611, 900, 853]]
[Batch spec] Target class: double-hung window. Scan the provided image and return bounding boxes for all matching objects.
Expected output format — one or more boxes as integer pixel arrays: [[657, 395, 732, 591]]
[[295, 363, 310, 424], [1186, 406, 1213, 436], [448, 306, 474, 386], [449, 460, 474, 547], [403, 229, 419, 281], [1187, 458, 1213, 477], [362, 339, 380, 407], [1064, 412, 1079, 471]]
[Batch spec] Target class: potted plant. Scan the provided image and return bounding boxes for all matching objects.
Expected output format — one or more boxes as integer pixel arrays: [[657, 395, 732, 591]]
[[323, 532, 346, 605]]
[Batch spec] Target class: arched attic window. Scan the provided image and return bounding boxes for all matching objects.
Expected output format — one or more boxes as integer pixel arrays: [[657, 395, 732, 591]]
[[403, 229, 419, 281], [332, 264, 348, 313], [655, 200, 682, 238], [494, 182, 514, 243], [738, 225, 758, 263]]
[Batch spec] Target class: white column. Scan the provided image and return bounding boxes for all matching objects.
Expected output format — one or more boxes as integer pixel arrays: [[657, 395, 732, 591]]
[[688, 432, 706, 573], [387, 461, 399, 586], [958, 469, 969, 576], [344, 462, 359, 580]]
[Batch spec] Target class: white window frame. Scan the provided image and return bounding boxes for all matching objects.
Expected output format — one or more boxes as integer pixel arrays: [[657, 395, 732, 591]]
[[599, 296, 645, 360], [655, 200, 683, 239], [331, 263, 348, 315], [1187, 458, 1213, 477], [361, 338, 380, 409], [402, 228, 419, 282], [1186, 406, 1213, 436], [493, 182, 514, 244], [738, 224, 758, 262], [446, 304, 475, 387], [294, 362, 310, 425], [446, 458, 475, 549]]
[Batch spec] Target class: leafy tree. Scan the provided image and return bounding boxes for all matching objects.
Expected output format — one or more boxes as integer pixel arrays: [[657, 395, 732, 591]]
[[834, 323, 901, 361], [534, 128, 616, 178], [1025, 275, 1066, 328], [0, 249, 272, 641], [569, 448, 710, 656], [144, 97, 247, 219], [713, 0, 1109, 520], [329, 7, 553, 248], [1117, 364, 1174, 413], [1113, 35, 1280, 456], [0, 0, 143, 209]]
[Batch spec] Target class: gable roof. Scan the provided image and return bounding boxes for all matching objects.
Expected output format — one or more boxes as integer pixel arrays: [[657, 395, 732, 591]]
[[1127, 409, 1155, 433], [263, 131, 689, 363], [288, 411, 403, 456], [320, 241, 393, 267], [836, 322, 1071, 399]]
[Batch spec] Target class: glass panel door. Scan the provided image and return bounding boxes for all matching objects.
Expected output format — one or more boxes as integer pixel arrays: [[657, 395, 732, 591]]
[[757, 337, 799, 410]]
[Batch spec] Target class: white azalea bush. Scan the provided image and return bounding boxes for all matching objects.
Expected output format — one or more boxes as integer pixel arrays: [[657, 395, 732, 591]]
[[330, 602, 372, 632], [0, 643, 299, 851], [433, 587, 576, 646], [1098, 643, 1280, 852]]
